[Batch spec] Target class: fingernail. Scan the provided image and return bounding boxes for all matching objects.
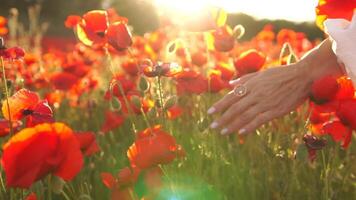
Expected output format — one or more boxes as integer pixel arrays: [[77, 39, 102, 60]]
[[210, 122, 219, 129], [221, 128, 229, 135], [238, 129, 247, 135], [207, 107, 216, 114]]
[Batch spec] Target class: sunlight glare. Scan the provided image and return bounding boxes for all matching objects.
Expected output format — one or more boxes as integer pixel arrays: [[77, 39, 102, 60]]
[[152, 0, 318, 22]]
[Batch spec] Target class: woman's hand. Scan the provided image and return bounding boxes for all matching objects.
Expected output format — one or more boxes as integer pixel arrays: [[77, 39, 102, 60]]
[[208, 39, 344, 135], [208, 64, 312, 135]]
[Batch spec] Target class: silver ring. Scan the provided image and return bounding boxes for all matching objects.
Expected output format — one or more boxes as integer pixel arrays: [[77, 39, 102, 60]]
[[233, 84, 247, 97]]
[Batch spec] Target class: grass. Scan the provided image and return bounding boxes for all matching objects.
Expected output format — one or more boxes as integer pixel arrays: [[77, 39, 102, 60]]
[[1, 89, 352, 200]]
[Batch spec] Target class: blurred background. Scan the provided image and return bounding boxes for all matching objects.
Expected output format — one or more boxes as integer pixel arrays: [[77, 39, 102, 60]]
[[0, 0, 324, 40]]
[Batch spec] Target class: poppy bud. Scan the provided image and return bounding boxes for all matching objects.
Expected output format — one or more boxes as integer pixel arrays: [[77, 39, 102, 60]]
[[213, 27, 235, 52], [110, 97, 122, 112], [287, 53, 298, 64], [191, 52, 207, 67], [233, 25, 245, 39], [138, 76, 150, 93], [280, 42, 292, 59], [130, 95, 142, 109], [106, 22, 132, 51], [166, 40, 177, 54]]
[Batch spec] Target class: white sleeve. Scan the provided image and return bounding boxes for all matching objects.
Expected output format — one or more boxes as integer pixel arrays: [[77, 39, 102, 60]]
[[324, 13, 356, 85]]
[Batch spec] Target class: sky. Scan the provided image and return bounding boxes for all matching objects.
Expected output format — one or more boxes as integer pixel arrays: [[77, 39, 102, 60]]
[[152, 0, 319, 22]]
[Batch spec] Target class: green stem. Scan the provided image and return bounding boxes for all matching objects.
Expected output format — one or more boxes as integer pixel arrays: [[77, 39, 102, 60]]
[[0, 56, 13, 135], [105, 48, 137, 135], [157, 76, 167, 124]]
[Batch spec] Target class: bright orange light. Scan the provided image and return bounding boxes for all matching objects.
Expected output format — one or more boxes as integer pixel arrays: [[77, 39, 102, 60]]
[[151, 0, 317, 22]]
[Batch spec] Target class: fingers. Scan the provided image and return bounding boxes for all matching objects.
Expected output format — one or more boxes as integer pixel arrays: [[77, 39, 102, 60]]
[[238, 110, 275, 135], [207, 73, 255, 115], [210, 95, 257, 129], [219, 105, 267, 135]]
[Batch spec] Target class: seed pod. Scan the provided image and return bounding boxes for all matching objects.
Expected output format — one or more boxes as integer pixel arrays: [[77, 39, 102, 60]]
[[233, 25, 245, 40], [163, 95, 177, 110]]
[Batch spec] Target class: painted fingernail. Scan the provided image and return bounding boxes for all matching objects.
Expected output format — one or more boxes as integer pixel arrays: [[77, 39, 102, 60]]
[[207, 107, 216, 114], [210, 122, 219, 129], [238, 129, 247, 135], [221, 128, 229, 135]]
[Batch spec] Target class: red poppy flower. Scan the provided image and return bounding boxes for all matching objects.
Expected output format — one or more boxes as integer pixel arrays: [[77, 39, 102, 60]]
[[276, 29, 297, 45], [208, 72, 229, 93], [77, 10, 108, 45], [25, 100, 55, 127], [256, 24, 275, 42], [0, 119, 22, 137], [63, 63, 90, 78], [127, 125, 184, 169], [322, 120, 352, 148], [0, 16, 8, 36], [25, 193, 37, 200], [0, 16, 6, 27], [0, 46, 25, 60], [101, 172, 117, 189], [310, 75, 339, 104], [234, 49, 266, 76], [175, 70, 208, 95], [50, 72, 79, 91], [65, 15, 81, 28], [337, 99, 356, 130], [335, 76, 355, 100], [212, 26, 235, 52], [106, 22, 132, 51], [142, 61, 182, 78], [122, 58, 139, 76], [191, 52, 207, 67], [117, 166, 141, 187], [215, 64, 235, 81], [303, 134, 327, 162], [101, 111, 125, 133], [167, 105, 183, 120], [2, 89, 54, 126], [1, 123, 83, 188], [75, 132, 100, 156], [316, 0, 356, 29]]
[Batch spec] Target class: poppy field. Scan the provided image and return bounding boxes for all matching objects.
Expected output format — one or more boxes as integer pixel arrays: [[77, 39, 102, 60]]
[[0, 1, 355, 200]]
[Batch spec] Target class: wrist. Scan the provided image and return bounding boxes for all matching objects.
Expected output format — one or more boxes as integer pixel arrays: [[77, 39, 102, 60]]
[[299, 39, 344, 82]]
